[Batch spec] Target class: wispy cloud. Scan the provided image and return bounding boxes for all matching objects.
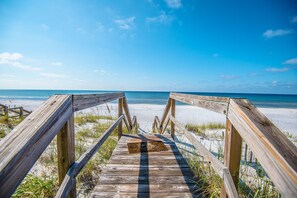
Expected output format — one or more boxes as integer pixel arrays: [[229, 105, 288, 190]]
[[0, 52, 23, 60], [283, 57, 297, 65], [265, 67, 289, 72], [40, 72, 66, 78], [114, 17, 135, 30], [263, 29, 293, 39], [165, 0, 182, 9], [291, 15, 297, 23], [212, 53, 219, 57], [93, 69, 107, 75], [51, 62, 62, 66], [146, 11, 175, 24], [220, 75, 239, 79], [0, 52, 42, 71], [41, 24, 49, 30]]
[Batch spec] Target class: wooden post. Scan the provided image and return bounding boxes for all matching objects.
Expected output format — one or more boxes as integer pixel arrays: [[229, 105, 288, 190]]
[[57, 114, 76, 198], [20, 107, 23, 118], [170, 99, 176, 139], [221, 119, 242, 198], [244, 143, 248, 162], [118, 98, 123, 140], [4, 106, 8, 117]]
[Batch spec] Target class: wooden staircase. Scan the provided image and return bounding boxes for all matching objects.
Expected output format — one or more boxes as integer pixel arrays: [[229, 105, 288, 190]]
[[91, 134, 200, 197]]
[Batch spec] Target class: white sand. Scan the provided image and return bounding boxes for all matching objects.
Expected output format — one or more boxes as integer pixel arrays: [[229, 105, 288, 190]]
[[1, 99, 297, 135]]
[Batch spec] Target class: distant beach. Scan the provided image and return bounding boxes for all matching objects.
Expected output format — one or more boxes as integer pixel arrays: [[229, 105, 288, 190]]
[[1, 90, 296, 135]]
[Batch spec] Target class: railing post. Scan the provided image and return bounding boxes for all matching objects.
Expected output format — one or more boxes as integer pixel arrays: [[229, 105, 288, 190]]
[[19, 107, 23, 118], [57, 113, 76, 198], [118, 98, 123, 140], [4, 106, 8, 117], [221, 119, 242, 198], [170, 99, 176, 139]]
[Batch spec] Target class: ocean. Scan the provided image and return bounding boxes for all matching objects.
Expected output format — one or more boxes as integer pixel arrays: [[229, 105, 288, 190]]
[[0, 89, 297, 108]]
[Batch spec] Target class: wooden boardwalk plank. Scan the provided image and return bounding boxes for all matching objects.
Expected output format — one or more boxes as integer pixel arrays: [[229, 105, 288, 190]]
[[91, 134, 200, 197]]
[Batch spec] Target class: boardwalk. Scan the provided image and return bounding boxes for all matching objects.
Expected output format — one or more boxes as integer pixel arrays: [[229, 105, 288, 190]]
[[91, 134, 200, 197]]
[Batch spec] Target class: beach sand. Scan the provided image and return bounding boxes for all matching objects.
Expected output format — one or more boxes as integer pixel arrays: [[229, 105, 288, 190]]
[[1, 99, 297, 135]]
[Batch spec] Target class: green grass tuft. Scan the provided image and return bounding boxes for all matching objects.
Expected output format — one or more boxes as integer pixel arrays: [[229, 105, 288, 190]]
[[12, 174, 58, 198]]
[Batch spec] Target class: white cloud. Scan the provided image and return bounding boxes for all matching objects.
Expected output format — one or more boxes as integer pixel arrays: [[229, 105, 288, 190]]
[[93, 69, 107, 75], [220, 75, 239, 79], [0, 52, 23, 60], [266, 67, 289, 72], [291, 16, 297, 23], [40, 72, 66, 78], [263, 29, 293, 38], [41, 24, 49, 30], [146, 11, 175, 24], [51, 62, 62, 66], [165, 0, 182, 9], [0, 52, 42, 71], [114, 17, 135, 30], [283, 57, 297, 65]]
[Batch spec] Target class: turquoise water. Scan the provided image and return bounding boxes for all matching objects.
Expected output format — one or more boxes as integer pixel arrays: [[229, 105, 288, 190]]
[[0, 89, 297, 108]]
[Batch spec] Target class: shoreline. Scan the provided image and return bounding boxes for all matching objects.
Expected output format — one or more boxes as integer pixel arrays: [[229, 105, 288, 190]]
[[1, 99, 297, 135]]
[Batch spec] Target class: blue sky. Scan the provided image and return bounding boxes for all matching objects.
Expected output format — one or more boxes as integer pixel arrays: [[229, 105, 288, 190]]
[[0, 0, 297, 94]]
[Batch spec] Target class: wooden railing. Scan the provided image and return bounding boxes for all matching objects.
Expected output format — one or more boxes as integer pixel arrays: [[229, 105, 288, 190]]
[[0, 92, 138, 198], [153, 92, 297, 198], [0, 104, 31, 118]]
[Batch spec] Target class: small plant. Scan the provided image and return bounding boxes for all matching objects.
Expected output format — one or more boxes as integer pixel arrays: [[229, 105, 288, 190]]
[[186, 122, 225, 138], [13, 173, 58, 198]]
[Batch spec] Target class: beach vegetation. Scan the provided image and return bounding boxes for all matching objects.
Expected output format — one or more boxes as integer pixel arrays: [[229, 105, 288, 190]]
[[12, 173, 58, 198], [74, 113, 114, 126]]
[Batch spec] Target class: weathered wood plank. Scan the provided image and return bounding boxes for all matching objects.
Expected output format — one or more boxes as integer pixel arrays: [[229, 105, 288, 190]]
[[101, 167, 193, 176], [228, 98, 297, 196], [220, 119, 242, 198], [159, 98, 171, 131], [57, 114, 76, 197], [118, 98, 123, 139], [170, 99, 176, 138], [0, 95, 72, 198], [98, 175, 196, 184], [73, 92, 124, 111], [91, 192, 195, 198], [122, 97, 133, 130], [170, 92, 229, 115], [92, 184, 198, 193]]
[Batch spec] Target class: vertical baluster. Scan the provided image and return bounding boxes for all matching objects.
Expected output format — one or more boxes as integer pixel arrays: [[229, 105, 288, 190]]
[[57, 114, 76, 198], [170, 99, 176, 139], [118, 98, 123, 139], [221, 119, 242, 198]]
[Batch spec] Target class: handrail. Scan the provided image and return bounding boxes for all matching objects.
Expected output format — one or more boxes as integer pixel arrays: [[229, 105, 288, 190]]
[[73, 92, 124, 111], [157, 92, 297, 197], [55, 115, 124, 198], [0, 95, 72, 197], [170, 92, 229, 115], [228, 98, 297, 196], [0, 104, 31, 118], [170, 115, 239, 198], [0, 92, 137, 198]]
